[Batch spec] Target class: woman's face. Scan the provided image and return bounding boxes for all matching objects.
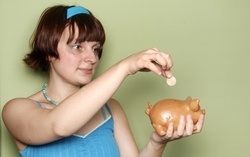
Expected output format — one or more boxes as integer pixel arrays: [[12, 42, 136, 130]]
[[49, 26, 100, 86]]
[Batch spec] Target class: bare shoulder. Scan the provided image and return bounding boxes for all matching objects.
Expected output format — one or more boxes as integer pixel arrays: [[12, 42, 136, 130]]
[[2, 97, 57, 148], [107, 98, 129, 123], [3, 97, 37, 111], [107, 98, 125, 114], [2, 97, 39, 123], [107, 98, 120, 106], [106, 99, 139, 156]]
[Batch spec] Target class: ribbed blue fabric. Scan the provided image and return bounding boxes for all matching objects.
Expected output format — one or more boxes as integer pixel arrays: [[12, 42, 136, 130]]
[[19, 103, 120, 157]]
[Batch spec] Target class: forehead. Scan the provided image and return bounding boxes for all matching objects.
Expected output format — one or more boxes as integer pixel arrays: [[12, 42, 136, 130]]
[[60, 26, 101, 46], [60, 15, 105, 46], [60, 24, 79, 43]]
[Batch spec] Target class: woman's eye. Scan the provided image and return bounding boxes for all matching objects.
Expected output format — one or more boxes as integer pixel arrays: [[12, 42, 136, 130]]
[[93, 48, 99, 52], [93, 47, 101, 53], [72, 44, 81, 50]]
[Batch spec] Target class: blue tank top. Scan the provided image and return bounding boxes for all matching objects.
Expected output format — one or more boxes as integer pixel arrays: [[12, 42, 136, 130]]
[[19, 103, 120, 157]]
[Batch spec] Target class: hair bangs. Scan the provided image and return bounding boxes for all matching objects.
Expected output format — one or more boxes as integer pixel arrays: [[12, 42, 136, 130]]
[[67, 14, 105, 46]]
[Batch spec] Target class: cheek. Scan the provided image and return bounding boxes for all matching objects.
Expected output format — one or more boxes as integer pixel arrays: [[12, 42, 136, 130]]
[[94, 58, 100, 68], [60, 52, 78, 65], [52, 55, 78, 75]]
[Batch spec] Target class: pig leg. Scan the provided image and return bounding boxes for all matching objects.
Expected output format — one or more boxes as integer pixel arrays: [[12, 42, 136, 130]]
[[153, 123, 167, 136]]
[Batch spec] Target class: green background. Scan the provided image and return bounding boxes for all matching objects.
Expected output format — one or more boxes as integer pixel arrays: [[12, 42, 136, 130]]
[[1, 0, 250, 156]]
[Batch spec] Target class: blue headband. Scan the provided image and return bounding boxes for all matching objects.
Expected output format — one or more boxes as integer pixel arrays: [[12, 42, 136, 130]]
[[67, 6, 90, 19]]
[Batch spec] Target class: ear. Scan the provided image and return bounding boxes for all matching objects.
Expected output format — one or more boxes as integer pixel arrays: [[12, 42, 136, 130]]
[[46, 56, 50, 61], [47, 56, 55, 61]]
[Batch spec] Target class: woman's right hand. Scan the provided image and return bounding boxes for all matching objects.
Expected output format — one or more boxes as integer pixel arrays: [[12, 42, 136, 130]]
[[118, 48, 173, 78]]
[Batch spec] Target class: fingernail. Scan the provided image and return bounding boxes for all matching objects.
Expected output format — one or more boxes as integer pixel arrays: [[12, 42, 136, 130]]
[[180, 115, 185, 120], [167, 73, 172, 78]]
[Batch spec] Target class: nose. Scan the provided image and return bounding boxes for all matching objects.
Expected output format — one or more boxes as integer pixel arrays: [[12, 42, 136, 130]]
[[83, 48, 98, 64]]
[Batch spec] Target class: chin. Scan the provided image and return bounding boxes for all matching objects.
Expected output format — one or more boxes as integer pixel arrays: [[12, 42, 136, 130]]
[[79, 79, 92, 86]]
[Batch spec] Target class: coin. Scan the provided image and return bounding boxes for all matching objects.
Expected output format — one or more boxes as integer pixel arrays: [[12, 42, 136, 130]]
[[166, 76, 176, 86]]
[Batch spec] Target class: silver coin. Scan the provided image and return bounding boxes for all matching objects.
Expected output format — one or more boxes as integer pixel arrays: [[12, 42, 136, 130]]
[[166, 76, 176, 86]]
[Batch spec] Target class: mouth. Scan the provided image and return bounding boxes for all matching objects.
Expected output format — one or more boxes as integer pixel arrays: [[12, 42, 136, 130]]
[[78, 68, 93, 74]]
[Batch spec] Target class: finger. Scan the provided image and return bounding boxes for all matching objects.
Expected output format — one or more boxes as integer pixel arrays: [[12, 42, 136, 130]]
[[137, 49, 173, 76], [150, 47, 160, 52], [149, 56, 173, 75], [153, 53, 173, 71], [154, 53, 173, 78], [146, 62, 163, 75], [185, 115, 194, 136], [159, 53, 173, 71], [177, 115, 185, 136], [193, 114, 205, 133], [161, 70, 172, 78], [165, 122, 174, 138], [151, 61, 172, 77], [142, 49, 173, 70]]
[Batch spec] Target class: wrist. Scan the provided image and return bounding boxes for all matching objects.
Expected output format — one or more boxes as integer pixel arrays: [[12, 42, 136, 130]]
[[149, 136, 167, 151], [115, 60, 132, 77]]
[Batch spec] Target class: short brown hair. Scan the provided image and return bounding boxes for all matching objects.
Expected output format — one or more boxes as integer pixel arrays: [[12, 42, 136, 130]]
[[23, 5, 106, 72]]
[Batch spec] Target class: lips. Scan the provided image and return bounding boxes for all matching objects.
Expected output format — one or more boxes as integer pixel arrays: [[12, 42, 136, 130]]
[[78, 68, 93, 74]]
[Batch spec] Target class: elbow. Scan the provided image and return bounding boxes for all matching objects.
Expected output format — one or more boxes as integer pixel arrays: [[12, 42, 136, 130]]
[[52, 122, 74, 138]]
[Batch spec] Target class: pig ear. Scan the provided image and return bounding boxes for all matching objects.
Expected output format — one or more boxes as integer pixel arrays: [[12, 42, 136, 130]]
[[186, 96, 192, 101]]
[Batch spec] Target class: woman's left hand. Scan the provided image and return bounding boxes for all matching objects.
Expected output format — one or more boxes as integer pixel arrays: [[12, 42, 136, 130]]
[[150, 114, 205, 144]]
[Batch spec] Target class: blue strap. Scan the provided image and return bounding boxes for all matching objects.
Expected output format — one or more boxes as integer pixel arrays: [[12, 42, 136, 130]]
[[35, 101, 46, 108], [101, 103, 112, 120], [101, 107, 106, 119], [105, 103, 112, 116]]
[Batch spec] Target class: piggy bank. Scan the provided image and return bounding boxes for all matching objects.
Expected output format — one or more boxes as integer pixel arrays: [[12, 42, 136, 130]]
[[145, 96, 205, 136]]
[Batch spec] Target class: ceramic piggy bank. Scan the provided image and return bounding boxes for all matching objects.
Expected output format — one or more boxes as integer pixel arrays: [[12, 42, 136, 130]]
[[145, 96, 205, 136]]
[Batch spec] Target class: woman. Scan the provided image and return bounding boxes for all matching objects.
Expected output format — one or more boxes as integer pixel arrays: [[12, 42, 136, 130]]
[[2, 5, 205, 157]]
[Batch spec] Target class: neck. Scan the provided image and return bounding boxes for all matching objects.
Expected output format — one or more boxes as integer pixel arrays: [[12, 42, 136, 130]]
[[43, 81, 81, 105], [42, 83, 58, 105]]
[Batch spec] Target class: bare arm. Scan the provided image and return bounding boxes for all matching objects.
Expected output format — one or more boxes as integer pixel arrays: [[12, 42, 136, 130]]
[[50, 49, 172, 137], [2, 48, 173, 145], [108, 98, 140, 157]]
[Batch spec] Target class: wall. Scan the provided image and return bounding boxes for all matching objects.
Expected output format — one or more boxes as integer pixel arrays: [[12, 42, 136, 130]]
[[1, 0, 250, 156]]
